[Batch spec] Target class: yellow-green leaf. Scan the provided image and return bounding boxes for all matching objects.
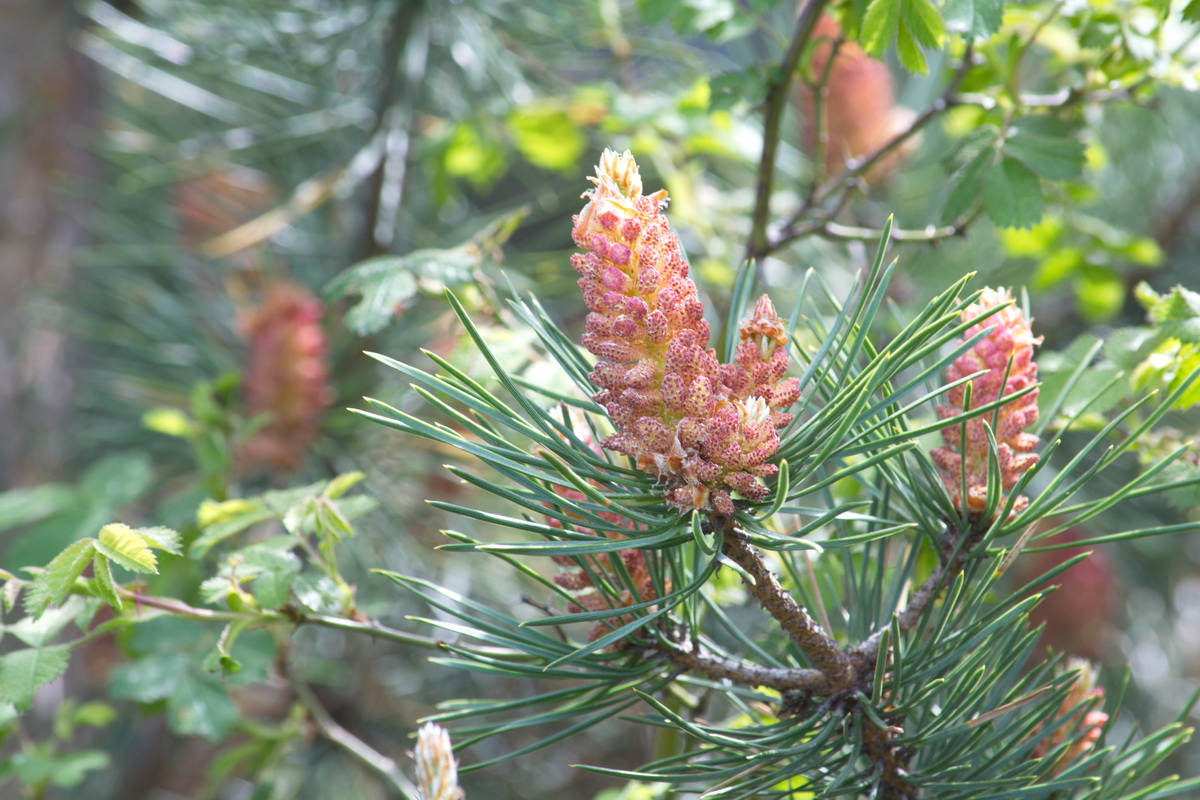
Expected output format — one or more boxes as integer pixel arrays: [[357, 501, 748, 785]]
[[96, 524, 158, 574]]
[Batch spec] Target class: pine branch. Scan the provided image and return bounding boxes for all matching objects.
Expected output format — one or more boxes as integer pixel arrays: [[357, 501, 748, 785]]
[[861, 716, 917, 799], [649, 638, 831, 693], [719, 519, 855, 689]]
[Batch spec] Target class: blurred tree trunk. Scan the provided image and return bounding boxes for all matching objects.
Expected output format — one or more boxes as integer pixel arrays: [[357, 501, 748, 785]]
[[0, 0, 96, 488]]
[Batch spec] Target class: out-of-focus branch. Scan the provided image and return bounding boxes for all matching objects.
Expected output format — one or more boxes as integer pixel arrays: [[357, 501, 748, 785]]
[[294, 681, 419, 799], [768, 46, 976, 256], [745, 0, 832, 263]]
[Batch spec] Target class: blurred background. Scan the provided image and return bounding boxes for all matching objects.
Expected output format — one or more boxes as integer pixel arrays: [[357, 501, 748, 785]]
[[1, 0, 1199, 797]]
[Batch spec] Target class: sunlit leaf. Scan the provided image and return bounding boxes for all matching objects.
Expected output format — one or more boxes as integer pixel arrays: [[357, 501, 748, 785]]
[[96, 523, 158, 574]]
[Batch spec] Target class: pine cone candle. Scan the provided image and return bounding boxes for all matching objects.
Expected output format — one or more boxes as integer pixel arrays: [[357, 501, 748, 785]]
[[238, 281, 334, 471], [571, 150, 799, 516], [931, 288, 1042, 516], [1031, 659, 1108, 777]]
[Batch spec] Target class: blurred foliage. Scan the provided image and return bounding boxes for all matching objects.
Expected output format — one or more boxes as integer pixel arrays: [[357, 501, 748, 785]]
[[0, 0, 1196, 798]]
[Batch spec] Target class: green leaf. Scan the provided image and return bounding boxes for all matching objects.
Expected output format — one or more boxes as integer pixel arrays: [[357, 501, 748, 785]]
[[507, 103, 585, 172], [249, 559, 298, 609], [902, 0, 946, 49], [168, 669, 239, 740], [3, 580, 19, 613], [1184, 0, 1200, 23], [942, 128, 999, 219], [24, 539, 97, 619], [9, 749, 110, 789], [442, 121, 505, 190], [95, 523, 158, 574], [7, 597, 89, 648], [0, 484, 75, 530], [90, 553, 122, 612], [325, 248, 479, 336], [983, 156, 1043, 229], [864, 0, 943, 73], [1143, 284, 1200, 344], [134, 526, 183, 555], [323, 471, 365, 499], [192, 499, 274, 557], [862, 0, 901, 57], [1074, 266, 1125, 323], [0, 646, 70, 709], [1004, 118, 1087, 180], [942, 0, 1003, 38], [109, 652, 188, 703]]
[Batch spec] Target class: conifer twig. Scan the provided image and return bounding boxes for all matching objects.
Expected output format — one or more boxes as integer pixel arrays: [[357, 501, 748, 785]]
[[650, 639, 831, 693], [719, 519, 855, 689]]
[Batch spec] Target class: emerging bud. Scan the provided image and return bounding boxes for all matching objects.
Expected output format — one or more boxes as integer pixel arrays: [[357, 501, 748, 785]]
[[931, 288, 1042, 517], [414, 722, 465, 800], [572, 150, 798, 515]]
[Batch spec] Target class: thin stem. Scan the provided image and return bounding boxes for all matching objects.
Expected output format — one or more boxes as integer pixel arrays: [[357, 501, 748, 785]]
[[720, 521, 855, 688], [745, 0, 832, 263], [768, 46, 976, 256], [113, 587, 532, 660], [293, 681, 419, 799], [651, 639, 831, 693]]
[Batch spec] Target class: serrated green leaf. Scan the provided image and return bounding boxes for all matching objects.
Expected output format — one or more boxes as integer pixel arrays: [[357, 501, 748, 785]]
[[7, 597, 88, 648], [135, 526, 183, 555], [983, 156, 1043, 229], [24, 540, 96, 619], [1005, 118, 1086, 180], [895, 19, 930, 74], [249, 563, 297, 609], [902, 0, 945, 49], [0, 646, 70, 709], [90, 553, 122, 612], [324, 249, 478, 336], [1145, 284, 1200, 344], [862, 0, 901, 56], [943, 0, 1003, 38], [95, 524, 158, 574], [291, 573, 342, 614]]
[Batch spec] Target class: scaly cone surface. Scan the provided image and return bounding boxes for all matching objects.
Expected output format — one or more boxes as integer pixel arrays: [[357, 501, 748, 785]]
[[931, 287, 1042, 517], [571, 149, 798, 516]]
